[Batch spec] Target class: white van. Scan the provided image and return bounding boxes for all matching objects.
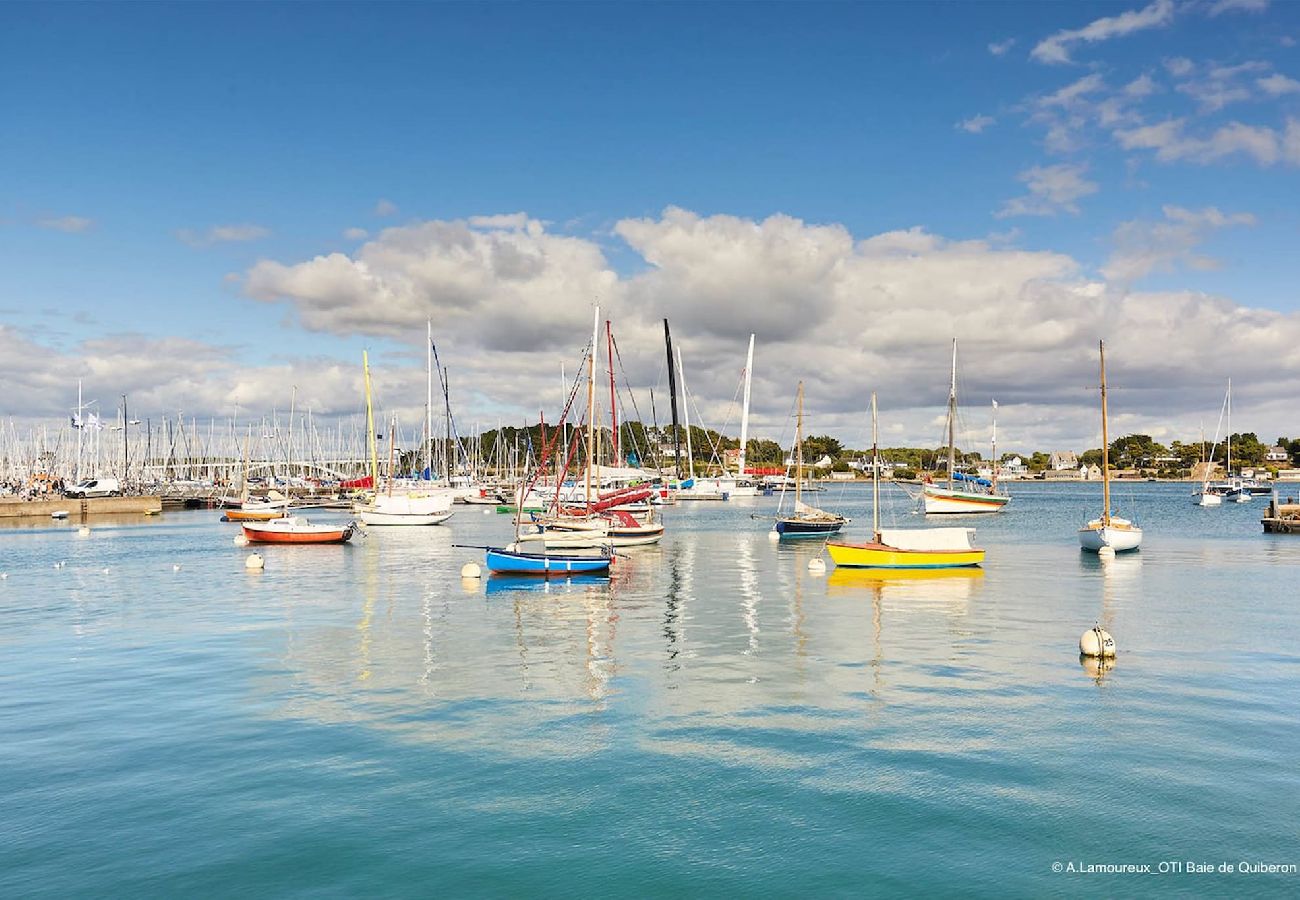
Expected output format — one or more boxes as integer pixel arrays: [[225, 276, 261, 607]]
[[65, 478, 122, 498]]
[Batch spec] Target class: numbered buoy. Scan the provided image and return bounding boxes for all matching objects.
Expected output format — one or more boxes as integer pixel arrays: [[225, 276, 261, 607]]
[[245, 553, 264, 571], [807, 558, 826, 573], [1080, 625, 1116, 659], [460, 562, 482, 579], [767, 530, 780, 542], [233, 534, 249, 547], [78, 525, 91, 536], [1098, 545, 1116, 560]]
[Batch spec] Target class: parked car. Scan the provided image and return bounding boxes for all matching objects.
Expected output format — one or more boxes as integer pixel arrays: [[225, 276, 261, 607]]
[[65, 478, 122, 498]]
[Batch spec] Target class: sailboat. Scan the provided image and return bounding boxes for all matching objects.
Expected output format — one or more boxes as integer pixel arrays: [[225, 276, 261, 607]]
[[1192, 406, 1224, 507], [1078, 341, 1142, 553], [773, 382, 846, 538], [827, 393, 984, 568], [922, 340, 1009, 515], [353, 351, 455, 526], [1212, 379, 1251, 503], [679, 334, 760, 499]]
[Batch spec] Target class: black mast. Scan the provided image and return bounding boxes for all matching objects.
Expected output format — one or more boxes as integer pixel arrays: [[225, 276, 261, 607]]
[[664, 319, 681, 480]]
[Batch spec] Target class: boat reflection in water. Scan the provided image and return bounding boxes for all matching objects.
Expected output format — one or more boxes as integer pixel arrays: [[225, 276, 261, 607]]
[[484, 573, 611, 596], [825, 565, 984, 600]]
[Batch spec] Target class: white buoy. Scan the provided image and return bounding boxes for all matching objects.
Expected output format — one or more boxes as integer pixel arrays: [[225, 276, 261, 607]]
[[102, 567, 110, 575], [807, 558, 826, 573], [172, 564, 182, 572], [1080, 625, 1116, 658], [78, 525, 91, 536], [1098, 545, 1116, 560], [54, 561, 65, 570], [767, 530, 780, 542], [460, 562, 482, 579], [483, 508, 491, 515], [1, 572, 8, 579], [233, 534, 249, 547], [245, 553, 265, 571]]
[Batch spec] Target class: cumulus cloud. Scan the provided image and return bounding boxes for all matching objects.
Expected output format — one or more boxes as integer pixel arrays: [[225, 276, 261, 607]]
[[956, 114, 995, 134], [996, 164, 1099, 218], [178, 224, 271, 247], [343, 227, 369, 240], [1257, 73, 1300, 96], [1103, 204, 1256, 283], [37, 215, 94, 233], [373, 199, 399, 217], [1031, 0, 1175, 65]]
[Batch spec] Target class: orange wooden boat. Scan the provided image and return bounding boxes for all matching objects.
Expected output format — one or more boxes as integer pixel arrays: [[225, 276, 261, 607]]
[[224, 506, 288, 522], [241, 516, 356, 544]]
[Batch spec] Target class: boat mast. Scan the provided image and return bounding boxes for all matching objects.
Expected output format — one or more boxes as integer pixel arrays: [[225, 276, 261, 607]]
[[363, 351, 378, 492], [738, 334, 754, 480], [675, 346, 694, 481], [1226, 377, 1232, 478], [444, 366, 452, 484], [75, 379, 83, 484], [664, 319, 681, 481], [947, 339, 957, 491], [795, 381, 804, 509], [1100, 340, 1111, 527], [585, 306, 599, 510], [426, 320, 433, 481], [990, 399, 998, 492], [607, 320, 618, 466], [386, 415, 397, 496], [871, 391, 880, 542]]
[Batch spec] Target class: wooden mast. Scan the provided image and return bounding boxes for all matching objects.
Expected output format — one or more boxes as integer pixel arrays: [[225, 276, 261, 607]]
[[795, 381, 804, 510], [871, 391, 880, 542], [1100, 339, 1111, 527]]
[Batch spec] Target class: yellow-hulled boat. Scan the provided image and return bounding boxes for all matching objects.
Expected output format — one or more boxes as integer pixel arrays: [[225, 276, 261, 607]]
[[827, 535, 985, 569], [825, 393, 985, 570]]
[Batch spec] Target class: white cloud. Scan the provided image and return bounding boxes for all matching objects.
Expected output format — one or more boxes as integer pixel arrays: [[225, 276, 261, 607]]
[[1115, 117, 1286, 165], [37, 215, 93, 233], [957, 114, 996, 134], [1164, 57, 1195, 77], [1103, 204, 1256, 283], [988, 38, 1016, 56], [178, 224, 271, 247], [9, 208, 1300, 450], [1258, 73, 1300, 96], [1175, 60, 1268, 111], [373, 199, 399, 217], [1039, 73, 1107, 107], [996, 164, 1099, 218], [343, 227, 369, 240], [1031, 0, 1175, 65], [1207, 0, 1270, 16]]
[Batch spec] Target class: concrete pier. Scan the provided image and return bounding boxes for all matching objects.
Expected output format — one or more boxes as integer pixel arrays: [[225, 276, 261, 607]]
[[0, 496, 163, 519]]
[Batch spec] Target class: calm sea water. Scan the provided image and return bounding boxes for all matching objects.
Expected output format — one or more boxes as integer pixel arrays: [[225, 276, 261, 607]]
[[2, 483, 1298, 897]]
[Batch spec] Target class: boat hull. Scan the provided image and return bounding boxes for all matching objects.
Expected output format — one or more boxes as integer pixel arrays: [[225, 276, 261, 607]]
[[1078, 521, 1142, 552], [774, 518, 845, 538], [922, 487, 1009, 514], [356, 510, 453, 526], [484, 547, 612, 576], [242, 520, 355, 544], [224, 507, 289, 521], [827, 541, 984, 569]]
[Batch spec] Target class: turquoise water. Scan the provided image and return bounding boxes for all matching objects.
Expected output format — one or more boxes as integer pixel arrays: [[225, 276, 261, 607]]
[[3, 483, 1299, 896]]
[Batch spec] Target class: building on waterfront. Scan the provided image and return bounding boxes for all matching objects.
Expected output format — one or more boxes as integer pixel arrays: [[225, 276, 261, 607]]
[[1049, 451, 1078, 471]]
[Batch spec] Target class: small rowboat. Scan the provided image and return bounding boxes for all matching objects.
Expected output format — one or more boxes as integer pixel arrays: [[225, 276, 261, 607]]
[[827, 528, 985, 569], [242, 516, 356, 544], [484, 545, 612, 576]]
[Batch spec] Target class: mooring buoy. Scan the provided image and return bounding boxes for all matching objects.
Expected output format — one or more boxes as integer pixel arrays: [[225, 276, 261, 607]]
[[1080, 625, 1116, 659]]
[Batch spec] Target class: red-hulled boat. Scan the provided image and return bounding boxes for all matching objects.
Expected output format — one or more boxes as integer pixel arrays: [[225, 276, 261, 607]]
[[242, 516, 356, 544]]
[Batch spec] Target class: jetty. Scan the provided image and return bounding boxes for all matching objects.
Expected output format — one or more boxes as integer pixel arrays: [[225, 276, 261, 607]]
[[0, 496, 163, 519], [1261, 493, 1300, 534]]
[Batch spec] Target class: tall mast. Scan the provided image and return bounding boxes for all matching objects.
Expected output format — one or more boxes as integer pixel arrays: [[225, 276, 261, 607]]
[[1100, 340, 1111, 526], [675, 346, 694, 481], [738, 334, 754, 480], [444, 366, 452, 483], [990, 399, 998, 492], [585, 307, 599, 509], [363, 351, 378, 491], [607, 320, 618, 466], [287, 385, 297, 483], [947, 339, 957, 491], [871, 391, 880, 542], [663, 319, 681, 480], [75, 379, 83, 484], [795, 382, 805, 509], [1226, 377, 1232, 477], [121, 394, 128, 487], [426, 320, 433, 481], [386, 415, 397, 496]]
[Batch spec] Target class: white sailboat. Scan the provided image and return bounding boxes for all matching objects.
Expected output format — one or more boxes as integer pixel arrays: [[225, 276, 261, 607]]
[[922, 340, 1009, 515], [1078, 341, 1143, 553]]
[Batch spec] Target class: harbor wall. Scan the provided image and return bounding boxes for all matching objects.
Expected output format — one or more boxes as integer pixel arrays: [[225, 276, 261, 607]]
[[0, 496, 164, 519]]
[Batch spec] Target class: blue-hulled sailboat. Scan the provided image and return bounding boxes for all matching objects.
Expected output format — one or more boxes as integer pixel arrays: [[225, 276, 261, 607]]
[[773, 381, 846, 539]]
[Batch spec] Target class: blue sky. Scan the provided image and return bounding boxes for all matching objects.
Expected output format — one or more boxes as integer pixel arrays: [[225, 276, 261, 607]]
[[2, 1, 1299, 448]]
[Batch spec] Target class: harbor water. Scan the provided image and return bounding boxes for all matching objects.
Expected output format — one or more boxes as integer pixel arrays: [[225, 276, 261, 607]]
[[2, 482, 1298, 896]]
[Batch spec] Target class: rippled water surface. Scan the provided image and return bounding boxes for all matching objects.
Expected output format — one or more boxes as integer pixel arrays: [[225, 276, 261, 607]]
[[3, 483, 1299, 896]]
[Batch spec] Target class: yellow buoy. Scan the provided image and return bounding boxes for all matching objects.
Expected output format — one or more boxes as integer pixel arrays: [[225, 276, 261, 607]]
[[1080, 625, 1116, 658]]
